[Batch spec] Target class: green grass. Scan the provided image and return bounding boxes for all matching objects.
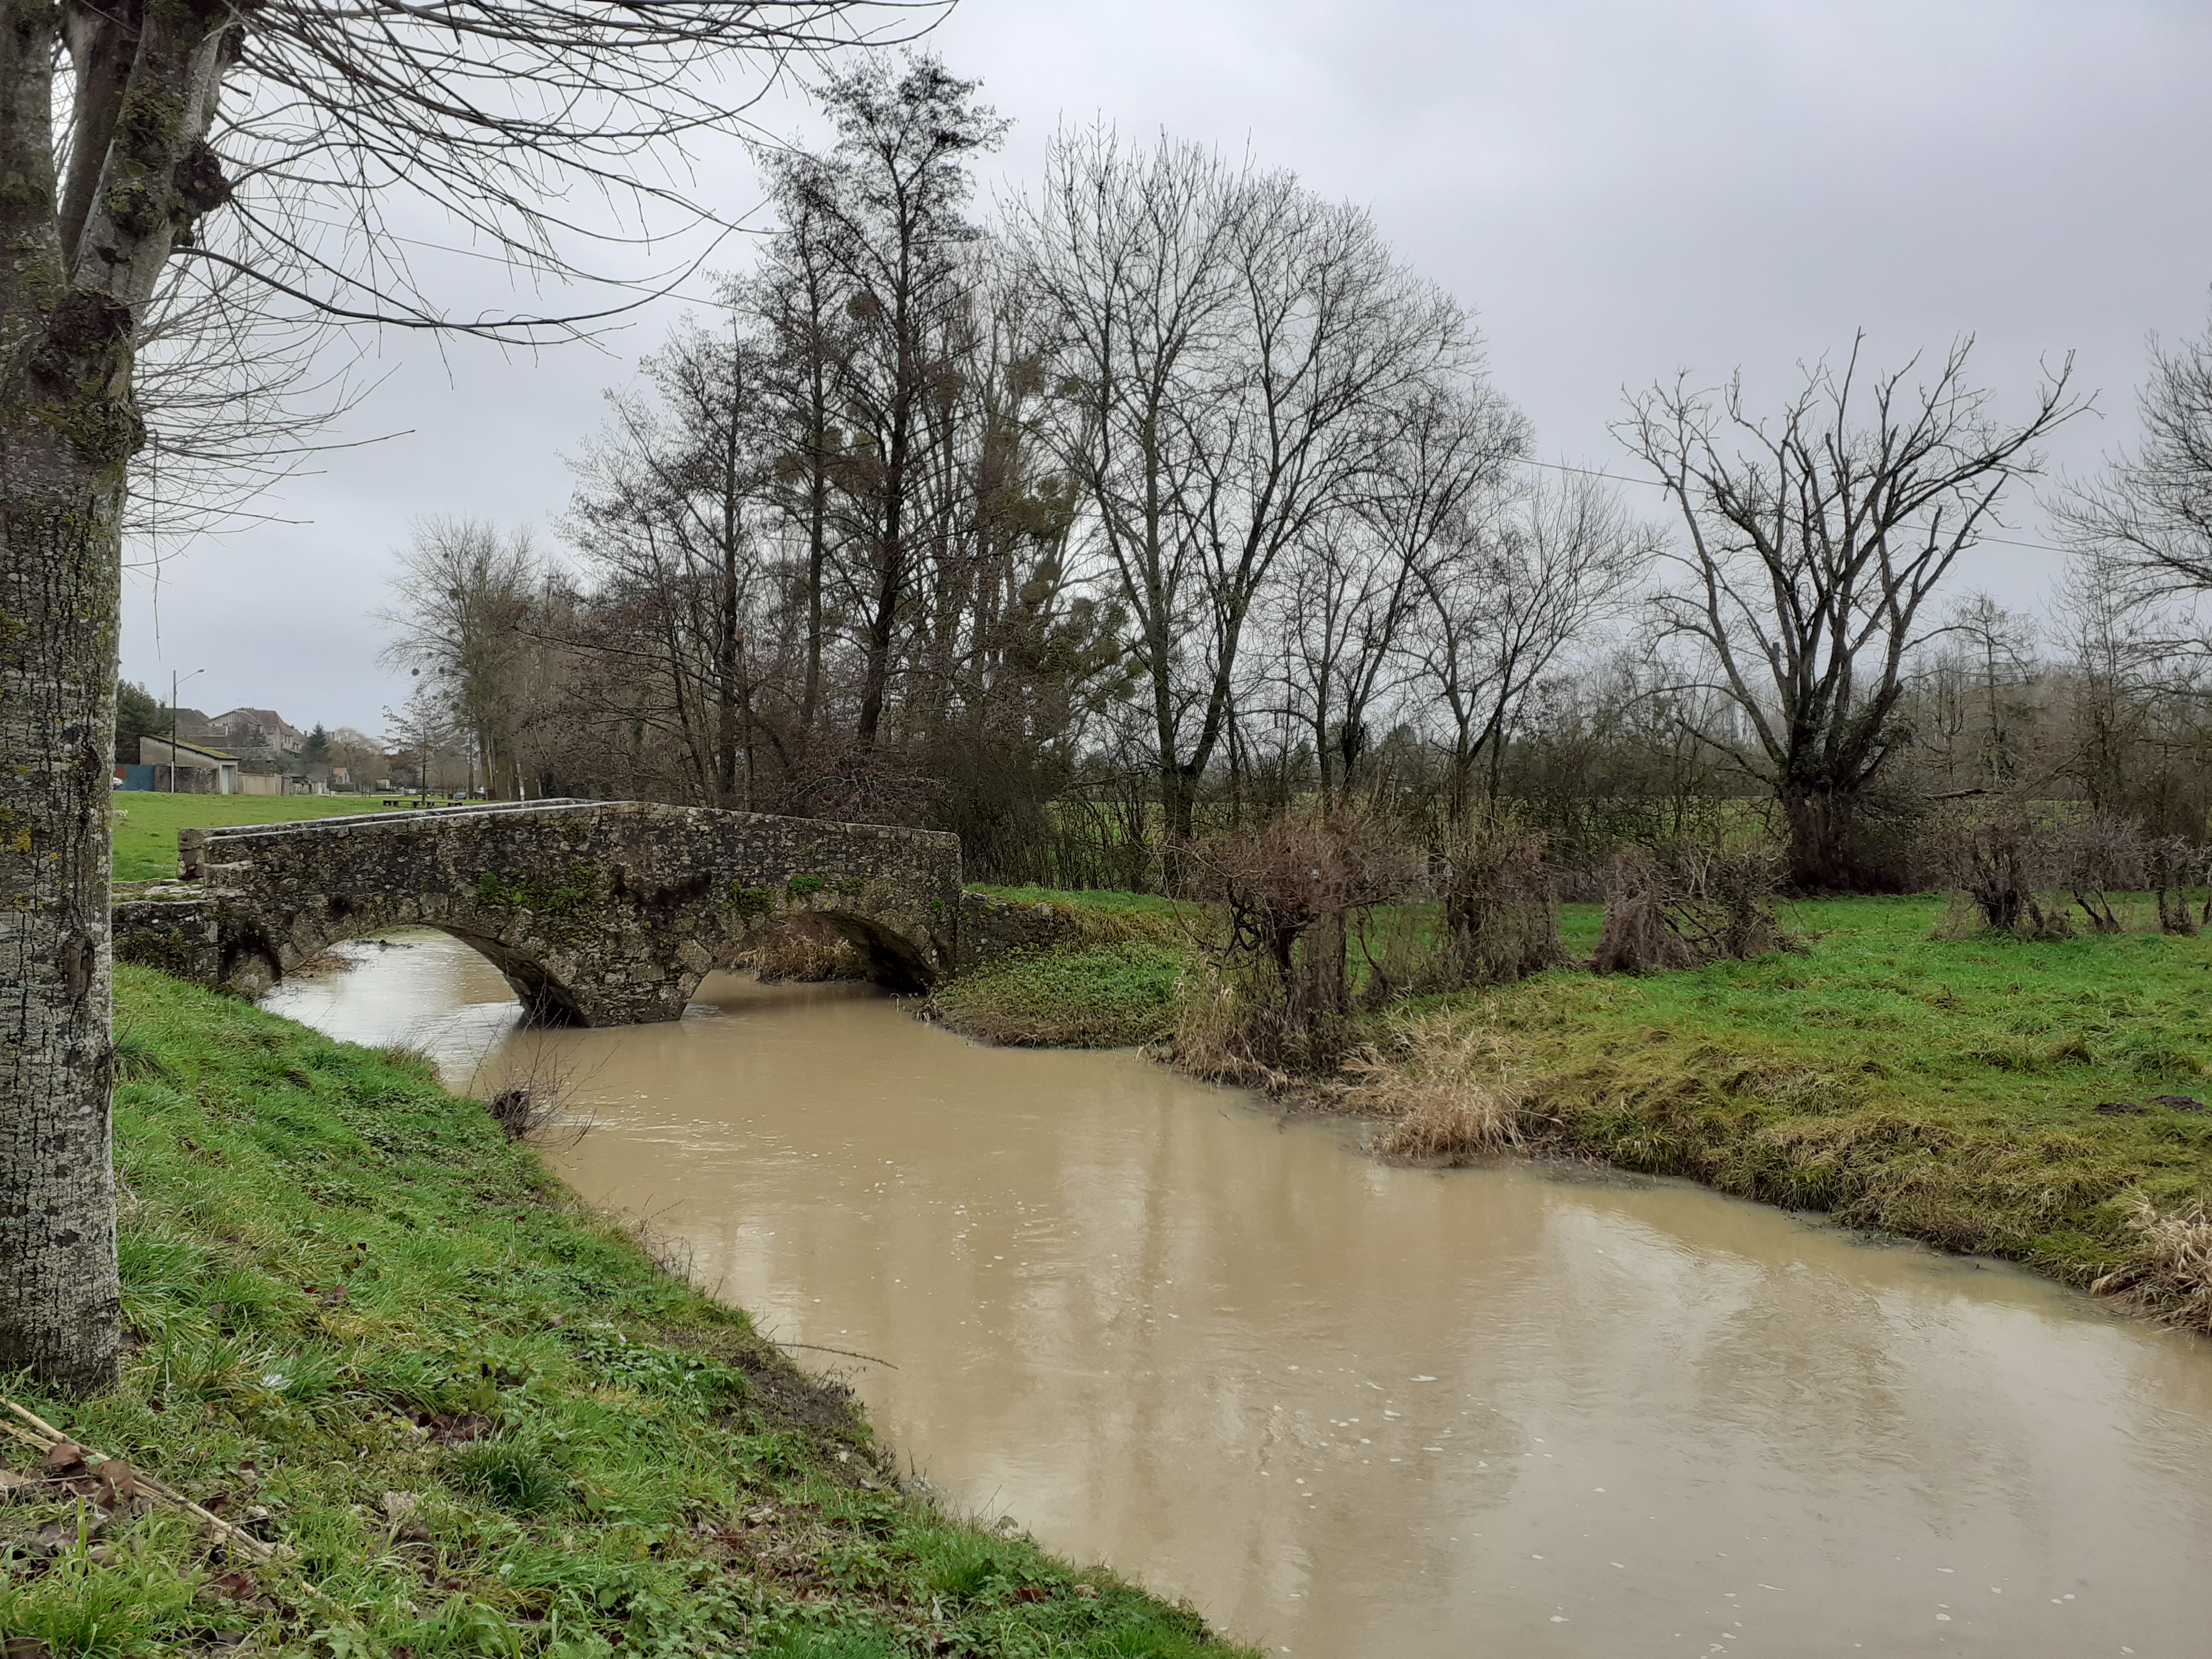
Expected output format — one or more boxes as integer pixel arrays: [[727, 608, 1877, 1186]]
[[1423, 893, 2212, 1288], [930, 941, 1192, 1048], [0, 968, 1252, 1658], [937, 890, 1200, 1047], [110, 796, 416, 883], [967, 886, 1187, 921]]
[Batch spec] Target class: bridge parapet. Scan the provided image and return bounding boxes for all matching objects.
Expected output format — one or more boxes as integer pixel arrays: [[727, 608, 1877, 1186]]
[[122, 801, 962, 1025]]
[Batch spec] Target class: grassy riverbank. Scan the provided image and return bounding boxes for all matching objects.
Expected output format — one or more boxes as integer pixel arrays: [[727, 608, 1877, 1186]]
[[936, 888, 2212, 1314], [927, 890, 1193, 1048], [2, 968, 1250, 1657]]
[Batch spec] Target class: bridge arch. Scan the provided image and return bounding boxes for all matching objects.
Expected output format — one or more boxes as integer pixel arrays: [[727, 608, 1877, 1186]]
[[122, 800, 963, 1026]]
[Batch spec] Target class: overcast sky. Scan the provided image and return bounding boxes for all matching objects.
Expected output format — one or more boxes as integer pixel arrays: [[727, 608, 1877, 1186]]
[[120, 0, 2212, 735]]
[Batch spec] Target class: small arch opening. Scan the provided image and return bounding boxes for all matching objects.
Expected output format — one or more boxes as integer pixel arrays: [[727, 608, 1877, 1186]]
[[816, 912, 936, 994]]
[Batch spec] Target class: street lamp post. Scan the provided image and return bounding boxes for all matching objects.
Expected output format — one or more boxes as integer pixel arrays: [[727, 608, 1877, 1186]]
[[169, 668, 205, 794]]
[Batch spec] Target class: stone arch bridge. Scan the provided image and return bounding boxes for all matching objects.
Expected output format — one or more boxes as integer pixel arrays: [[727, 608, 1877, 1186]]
[[113, 799, 994, 1026]]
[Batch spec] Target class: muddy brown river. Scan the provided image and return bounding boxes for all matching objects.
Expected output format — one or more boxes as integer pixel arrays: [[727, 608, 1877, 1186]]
[[266, 930, 2212, 1658]]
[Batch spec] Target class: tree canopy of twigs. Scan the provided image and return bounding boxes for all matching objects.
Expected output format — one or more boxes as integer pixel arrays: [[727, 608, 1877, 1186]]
[[2058, 297, 2212, 604]]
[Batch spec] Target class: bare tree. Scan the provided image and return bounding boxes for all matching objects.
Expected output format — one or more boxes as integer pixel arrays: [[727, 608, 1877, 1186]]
[[792, 54, 1006, 752], [379, 519, 544, 801], [744, 177, 860, 754], [1273, 385, 1528, 806], [2058, 300, 2212, 599], [564, 319, 783, 809], [1, 0, 937, 1392], [1022, 129, 1476, 840], [1911, 593, 2044, 795], [1408, 471, 1649, 822], [1616, 337, 2080, 891]]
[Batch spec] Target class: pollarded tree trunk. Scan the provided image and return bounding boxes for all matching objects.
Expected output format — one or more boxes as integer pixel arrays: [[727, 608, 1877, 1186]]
[[0, 0, 235, 1391], [1780, 785, 1908, 895]]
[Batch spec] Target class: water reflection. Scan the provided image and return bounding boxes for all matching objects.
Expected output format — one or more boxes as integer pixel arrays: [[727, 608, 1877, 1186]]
[[267, 930, 2212, 1658]]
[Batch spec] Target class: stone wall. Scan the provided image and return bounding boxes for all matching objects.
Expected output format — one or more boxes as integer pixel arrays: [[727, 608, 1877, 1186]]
[[955, 892, 1080, 972]]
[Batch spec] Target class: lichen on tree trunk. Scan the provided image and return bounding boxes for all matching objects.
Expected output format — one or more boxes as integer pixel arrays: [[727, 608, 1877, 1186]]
[[0, 479, 126, 1392], [0, 0, 235, 1390]]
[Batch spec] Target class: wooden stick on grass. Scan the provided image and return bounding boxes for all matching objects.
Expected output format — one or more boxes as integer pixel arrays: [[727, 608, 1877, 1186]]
[[1, 1395, 276, 1560]]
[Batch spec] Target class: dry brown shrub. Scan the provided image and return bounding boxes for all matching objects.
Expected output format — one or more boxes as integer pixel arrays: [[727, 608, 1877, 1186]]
[[1591, 843, 1796, 974], [737, 915, 869, 983], [2059, 815, 2141, 934], [1434, 828, 1568, 989], [1923, 808, 2179, 939], [2146, 838, 2207, 936], [481, 1042, 594, 1149], [2091, 1193, 2212, 1332], [1344, 1012, 1526, 1162], [1177, 811, 1419, 1072], [1922, 810, 2059, 937]]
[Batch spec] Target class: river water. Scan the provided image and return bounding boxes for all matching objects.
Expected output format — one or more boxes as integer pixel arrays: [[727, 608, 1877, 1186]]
[[266, 930, 2212, 1658]]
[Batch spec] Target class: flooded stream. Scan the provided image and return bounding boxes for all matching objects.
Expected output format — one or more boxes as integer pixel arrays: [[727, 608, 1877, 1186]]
[[266, 930, 2212, 1657]]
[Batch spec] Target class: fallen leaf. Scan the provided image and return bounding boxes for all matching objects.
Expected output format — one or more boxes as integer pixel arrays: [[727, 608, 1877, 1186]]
[[93, 1459, 136, 1509], [40, 1441, 86, 1477]]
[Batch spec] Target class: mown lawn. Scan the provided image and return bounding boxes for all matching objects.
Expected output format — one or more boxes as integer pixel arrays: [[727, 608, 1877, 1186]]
[[0, 968, 1250, 1658], [110, 795, 412, 883]]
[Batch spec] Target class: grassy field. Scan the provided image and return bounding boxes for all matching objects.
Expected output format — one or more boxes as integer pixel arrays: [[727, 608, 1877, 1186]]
[[111, 795, 442, 883], [0, 968, 1250, 1658], [934, 886, 2212, 1306]]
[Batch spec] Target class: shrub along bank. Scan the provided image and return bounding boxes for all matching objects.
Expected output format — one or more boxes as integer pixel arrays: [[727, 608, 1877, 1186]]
[[0, 967, 1251, 1658], [933, 889, 2212, 1324]]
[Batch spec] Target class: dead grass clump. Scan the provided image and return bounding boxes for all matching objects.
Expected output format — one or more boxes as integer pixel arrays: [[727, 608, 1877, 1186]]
[[1343, 1013, 1526, 1162], [738, 915, 869, 983], [1591, 843, 1796, 974], [2091, 1193, 2212, 1331], [1168, 969, 1301, 1093]]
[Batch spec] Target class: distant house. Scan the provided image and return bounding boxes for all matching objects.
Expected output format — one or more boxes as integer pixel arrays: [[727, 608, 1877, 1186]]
[[198, 707, 305, 759], [136, 736, 240, 794]]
